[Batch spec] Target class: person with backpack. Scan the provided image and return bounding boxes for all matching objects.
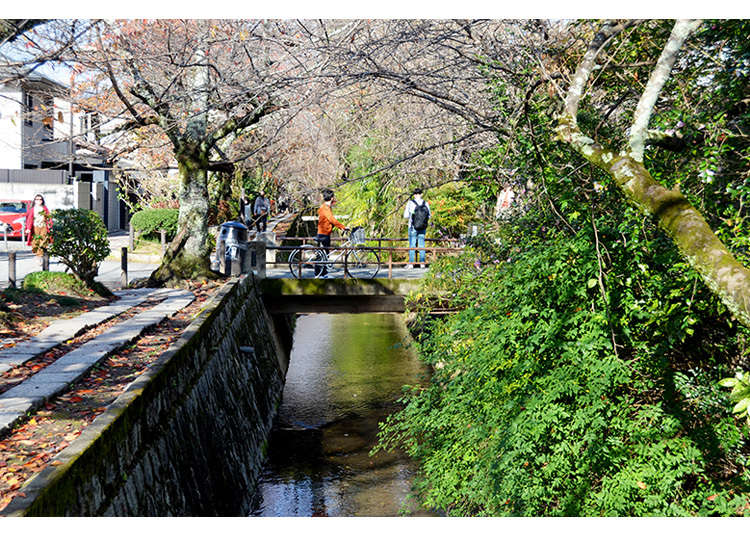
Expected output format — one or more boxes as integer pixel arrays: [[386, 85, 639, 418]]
[[403, 188, 431, 269]]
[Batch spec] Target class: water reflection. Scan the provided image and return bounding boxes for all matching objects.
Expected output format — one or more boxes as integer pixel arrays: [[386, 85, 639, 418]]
[[250, 313, 430, 517]]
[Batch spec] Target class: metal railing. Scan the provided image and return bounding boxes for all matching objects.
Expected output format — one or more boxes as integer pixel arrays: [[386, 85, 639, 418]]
[[244, 235, 464, 279]]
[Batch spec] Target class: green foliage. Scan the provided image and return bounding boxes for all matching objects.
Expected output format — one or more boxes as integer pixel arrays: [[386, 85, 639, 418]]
[[337, 139, 401, 237], [378, 197, 750, 515], [47, 209, 110, 287], [720, 372, 750, 427], [427, 183, 487, 237], [130, 208, 179, 240], [22, 271, 92, 299], [380, 229, 750, 516]]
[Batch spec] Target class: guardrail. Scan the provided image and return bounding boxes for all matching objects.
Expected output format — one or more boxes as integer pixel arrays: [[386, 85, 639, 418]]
[[243, 237, 464, 279]]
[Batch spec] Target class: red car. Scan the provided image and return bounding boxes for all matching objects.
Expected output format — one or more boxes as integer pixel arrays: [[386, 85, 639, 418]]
[[0, 199, 32, 239]]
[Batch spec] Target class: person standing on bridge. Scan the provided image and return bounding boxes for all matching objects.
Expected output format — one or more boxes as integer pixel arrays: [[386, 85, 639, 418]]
[[403, 188, 431, 269], [317, 188, 347, 277]]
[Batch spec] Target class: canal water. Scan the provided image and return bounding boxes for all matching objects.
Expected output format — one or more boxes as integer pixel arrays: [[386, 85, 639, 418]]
[[249, 313, 431, 517]]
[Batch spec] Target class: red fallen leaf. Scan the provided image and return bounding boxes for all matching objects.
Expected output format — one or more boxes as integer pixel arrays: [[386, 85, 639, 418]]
[[69, 396, 84, 403], [637, 482, 647, 490], [707, 494, 718, 501]]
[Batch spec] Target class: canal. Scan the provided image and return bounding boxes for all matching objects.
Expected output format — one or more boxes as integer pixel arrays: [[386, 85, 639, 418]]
[[249, 313, 431, 517]]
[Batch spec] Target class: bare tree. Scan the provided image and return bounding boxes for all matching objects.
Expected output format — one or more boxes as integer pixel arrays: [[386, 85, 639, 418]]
[[50, 19, 350, 283]]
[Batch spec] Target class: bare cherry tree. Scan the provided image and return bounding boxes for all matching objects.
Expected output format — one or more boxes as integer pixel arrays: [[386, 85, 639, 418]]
[[50, 19, 354, 283]]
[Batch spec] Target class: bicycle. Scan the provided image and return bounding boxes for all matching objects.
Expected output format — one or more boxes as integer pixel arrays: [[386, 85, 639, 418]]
[[287, 226, 380, 279]]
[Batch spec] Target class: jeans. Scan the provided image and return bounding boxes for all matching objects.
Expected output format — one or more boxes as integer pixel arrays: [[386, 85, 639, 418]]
[[255, 214, 267, 232], [315, 233, 331, 276], [408, 227, 426, 264]]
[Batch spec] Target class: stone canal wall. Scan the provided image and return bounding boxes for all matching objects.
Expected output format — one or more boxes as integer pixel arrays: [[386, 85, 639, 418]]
[[5, 275, 290, 516]]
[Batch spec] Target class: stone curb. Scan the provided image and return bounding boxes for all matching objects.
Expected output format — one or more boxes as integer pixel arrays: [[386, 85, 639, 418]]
[[0, 289, 195, 439], [0, 289, 170, 374], [0, 278, 240, 516]]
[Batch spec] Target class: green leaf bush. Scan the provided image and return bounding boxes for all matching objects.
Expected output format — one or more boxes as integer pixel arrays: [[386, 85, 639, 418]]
[[377, 217, 750, 516], [22, 271, 93, 298], [130, 208, 178, 240], [47, 209, 110, 288]]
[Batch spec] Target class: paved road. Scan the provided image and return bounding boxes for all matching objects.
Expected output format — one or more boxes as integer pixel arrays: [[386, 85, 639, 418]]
[[0, 233, 159, 291]]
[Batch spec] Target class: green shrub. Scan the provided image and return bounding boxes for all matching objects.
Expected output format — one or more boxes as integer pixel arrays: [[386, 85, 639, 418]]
[[23, 271, 92, 298], [130, 208, 179, 240], [377, 229, 750, 516], [47, 209, 110, 288]]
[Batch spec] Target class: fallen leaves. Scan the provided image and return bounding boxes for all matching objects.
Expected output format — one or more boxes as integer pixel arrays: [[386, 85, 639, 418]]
[[0, 281, 220, 512]]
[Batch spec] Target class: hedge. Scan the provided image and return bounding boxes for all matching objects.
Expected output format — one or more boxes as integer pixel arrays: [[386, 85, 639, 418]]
[[130, 208, 179, 240]]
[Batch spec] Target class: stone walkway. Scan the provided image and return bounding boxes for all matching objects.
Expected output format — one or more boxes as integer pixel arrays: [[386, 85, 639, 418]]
[[0, 287, 194, 436]]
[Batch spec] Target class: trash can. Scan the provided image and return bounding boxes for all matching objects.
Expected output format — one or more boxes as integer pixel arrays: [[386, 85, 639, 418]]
[[216, 221, 249, 276]]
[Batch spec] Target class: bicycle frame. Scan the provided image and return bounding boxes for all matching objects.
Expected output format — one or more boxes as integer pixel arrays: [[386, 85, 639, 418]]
[[288, 227, 379, 279]]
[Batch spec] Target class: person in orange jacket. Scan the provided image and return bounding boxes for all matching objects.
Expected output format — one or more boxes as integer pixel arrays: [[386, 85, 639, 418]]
[[316, 188, 347, 277], [25, 193, 52, 264]]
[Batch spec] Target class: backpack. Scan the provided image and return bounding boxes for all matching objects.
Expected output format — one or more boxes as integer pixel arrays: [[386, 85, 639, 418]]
[[411, 199, 429, 231]]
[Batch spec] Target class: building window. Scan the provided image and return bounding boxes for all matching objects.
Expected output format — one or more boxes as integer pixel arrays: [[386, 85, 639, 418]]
[[23, 93, 33, 126]]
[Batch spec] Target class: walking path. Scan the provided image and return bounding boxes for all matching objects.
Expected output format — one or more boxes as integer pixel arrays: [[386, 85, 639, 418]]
[[0, 287, 194, 436]]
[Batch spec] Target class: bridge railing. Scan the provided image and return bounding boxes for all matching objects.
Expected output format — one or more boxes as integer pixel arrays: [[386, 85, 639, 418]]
[[246, 238, 464, 279]]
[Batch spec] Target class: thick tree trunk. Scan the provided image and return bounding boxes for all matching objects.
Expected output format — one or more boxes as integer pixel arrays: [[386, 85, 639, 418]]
[[148, 150, 219, 286], [556, 117, 750, 327]]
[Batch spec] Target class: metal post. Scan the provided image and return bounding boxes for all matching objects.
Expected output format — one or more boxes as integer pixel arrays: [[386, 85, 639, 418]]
[[251, 241, 266, 278], [388, 249, 393, 279], [8, 251, 16, 288], [160, 229, 166, 256], [42, 252, 49, 271], [129, 223, 135, 251], [121, 246, 128, 288], [218, 241, 228, 276]]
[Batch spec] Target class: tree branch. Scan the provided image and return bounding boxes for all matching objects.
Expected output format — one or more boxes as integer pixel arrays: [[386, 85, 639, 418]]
[[628, 19, 703, 161]]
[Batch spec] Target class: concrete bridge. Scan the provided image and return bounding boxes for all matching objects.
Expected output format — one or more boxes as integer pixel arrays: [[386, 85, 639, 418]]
[[260, 277, 421, 314], [214, 212, 463, 314]]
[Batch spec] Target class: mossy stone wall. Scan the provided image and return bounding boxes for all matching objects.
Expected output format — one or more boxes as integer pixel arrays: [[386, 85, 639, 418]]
[[5, 274, 289, 516]]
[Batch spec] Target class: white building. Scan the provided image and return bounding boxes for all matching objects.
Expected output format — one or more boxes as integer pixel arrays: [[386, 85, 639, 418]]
[[0, 71, 125, 230]]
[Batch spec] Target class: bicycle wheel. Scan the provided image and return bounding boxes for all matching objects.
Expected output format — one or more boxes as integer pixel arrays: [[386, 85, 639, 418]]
[[288, 245, 327, 279], [345, 247, 380, 279]]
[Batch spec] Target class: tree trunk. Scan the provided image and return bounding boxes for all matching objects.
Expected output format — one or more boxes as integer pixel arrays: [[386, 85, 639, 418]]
[[148, 149, 219, 286], [556, 117, 750, 327]]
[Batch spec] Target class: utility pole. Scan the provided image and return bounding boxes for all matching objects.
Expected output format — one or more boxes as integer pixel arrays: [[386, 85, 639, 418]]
[[68, 99, 74, 181]]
